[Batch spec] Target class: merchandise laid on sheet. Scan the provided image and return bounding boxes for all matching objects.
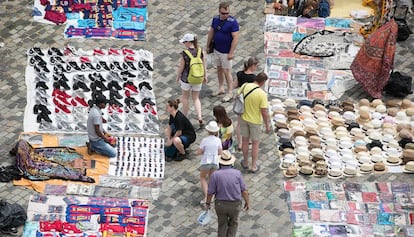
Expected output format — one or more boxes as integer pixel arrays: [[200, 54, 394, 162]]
[[264, 15, 361, 100], [32, 0, 148, 40], [25, 46, 159, 135], [13, 133, 164, 200], [271, 98, 414, 178], [108, 136, 165, 178], [23, 194, 150, 236], [284, 181, 414, 237]]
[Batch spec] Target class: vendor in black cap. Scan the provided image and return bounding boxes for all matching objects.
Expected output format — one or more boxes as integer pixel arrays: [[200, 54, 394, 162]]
[[86, 96, 116, 158]]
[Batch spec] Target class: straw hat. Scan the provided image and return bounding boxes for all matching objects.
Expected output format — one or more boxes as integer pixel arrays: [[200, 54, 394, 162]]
[[328, 111, 341, 119], [354, 145, 368, 153], [283, 165, 299, 178], [357, 110, 371, 124], [385, 154, 402, 166], [342, 100, 354, 108], [385, 99, 401, 108], [292, 130, 306, 139], [373, 162, 388, 173], [370, 147, 383, 155], [314, 166, 328, 177], [299, 165, 314, 175], [284, 98, 297, 109], [343, 105, 355, 112], [299, 105, 312, 113], [342, 111, 356, 123], [375, 104, 387, 114], [328, 105, 342, 113], [387, 107, 399, 117], [404, 143, 414, 150], [402, 149, 414, 164], [371, 119, 382, 129], [359, 163, 374, 173], [313, 104, 326, 112], [298, 158, 312, 167], [383, 115, 396, 125], [218, 151, 236, 165], [395, 111, 410, 124], [406, 108, 414, 117], [359, 99, 370, 108], [328, 167, 343, 179], [282, 148, 295, 156], [371, 154, 384, 163], [300, 111, 314, 120], [343, 165, 358, 176], [401, 99, 412, 109], [371, 99, 383, 108], [402, 161, 414, 173]]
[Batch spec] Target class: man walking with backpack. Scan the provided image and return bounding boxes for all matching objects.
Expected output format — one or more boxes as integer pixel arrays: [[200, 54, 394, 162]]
[[206, 2, 240, 103], [176, 33, 207, 130]]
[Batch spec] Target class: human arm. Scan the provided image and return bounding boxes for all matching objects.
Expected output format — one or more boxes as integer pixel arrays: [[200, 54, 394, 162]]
[[206, 27, 215, 53], [205, 193, 215, 210], [176, 55, 185, 83], [228, 30, 239, 60], [94, 125, 110, 143], [202, 51, 208, 84], [196, 147, 204, 155], [242, 190, 249, 211], [260, 108, 271, 134]]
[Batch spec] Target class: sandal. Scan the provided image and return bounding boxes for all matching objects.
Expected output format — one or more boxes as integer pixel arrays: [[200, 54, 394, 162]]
[[240, 160, 249, 170], [221, 94, 233, 103], [249, 165, 261, 174], [212, 91, 225, 97]]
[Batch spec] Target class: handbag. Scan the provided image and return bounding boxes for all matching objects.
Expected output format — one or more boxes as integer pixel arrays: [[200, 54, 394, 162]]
[[233, 85, 259, 115]]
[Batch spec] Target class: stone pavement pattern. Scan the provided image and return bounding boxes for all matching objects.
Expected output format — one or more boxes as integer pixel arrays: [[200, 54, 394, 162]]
[[0, 0, 414, 236]]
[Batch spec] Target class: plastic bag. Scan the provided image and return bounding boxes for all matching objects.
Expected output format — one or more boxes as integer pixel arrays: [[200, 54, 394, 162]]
[[0, 200, 27, 228], [197, 209, 212, 226]]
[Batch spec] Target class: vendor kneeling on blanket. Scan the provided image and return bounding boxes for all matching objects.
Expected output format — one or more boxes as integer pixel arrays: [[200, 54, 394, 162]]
[[86, 96, 117, 158], [164, 98, 196, 161]]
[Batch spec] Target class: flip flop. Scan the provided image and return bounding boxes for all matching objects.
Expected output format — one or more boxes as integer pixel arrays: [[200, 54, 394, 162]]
[[240, 160, 249, 170], [249, 165, 261, 174], [212, 91, 225, 97]]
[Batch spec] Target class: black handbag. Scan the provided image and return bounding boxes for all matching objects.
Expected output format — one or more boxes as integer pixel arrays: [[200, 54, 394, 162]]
[[207, 41, 215, 54]]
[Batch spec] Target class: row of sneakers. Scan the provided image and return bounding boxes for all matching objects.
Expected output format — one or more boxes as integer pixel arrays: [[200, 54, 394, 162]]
[[28, 46, 153, 60]]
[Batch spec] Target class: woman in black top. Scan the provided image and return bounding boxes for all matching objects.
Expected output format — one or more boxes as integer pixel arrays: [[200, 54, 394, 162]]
[[233, 56, 259, 151], [164, 98, 196, 161]]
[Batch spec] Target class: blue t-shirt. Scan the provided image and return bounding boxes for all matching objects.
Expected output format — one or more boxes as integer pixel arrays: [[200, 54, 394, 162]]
[[211, 15, 239, 54]]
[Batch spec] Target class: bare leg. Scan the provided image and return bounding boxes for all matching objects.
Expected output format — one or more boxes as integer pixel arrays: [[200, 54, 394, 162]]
[[164, 126, 172, 146], [236, 116, 242, 150], [181, 90, 190, 116], [222, 68, 233, 95], [200, 169, 209, 200], [216, 66, 225, 93], [241, 136, 250, 168], [251, 140, 260, 171], [173, 137, 185, 154], [192, 90, 202, 122]]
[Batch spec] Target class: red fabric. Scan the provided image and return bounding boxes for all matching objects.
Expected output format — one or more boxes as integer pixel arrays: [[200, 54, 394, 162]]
[[44, 10, 67, 25], [350, 19, 398, 98], [40, 0, 50, 6]]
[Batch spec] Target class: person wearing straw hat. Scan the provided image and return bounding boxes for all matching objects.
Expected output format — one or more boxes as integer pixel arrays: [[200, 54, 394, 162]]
[[239, 72, 271, 173], [206, 150, 249, 237], [197, 120, 223, 205]]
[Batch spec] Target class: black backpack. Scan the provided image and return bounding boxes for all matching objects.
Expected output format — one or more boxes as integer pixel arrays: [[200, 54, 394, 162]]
[[383, 71, 413, 97]]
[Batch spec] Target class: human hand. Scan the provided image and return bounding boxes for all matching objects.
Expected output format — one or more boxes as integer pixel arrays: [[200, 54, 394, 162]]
[[265, 126, 272, 134], [228, 53, 234, 60], [243, 202, 249, 211]]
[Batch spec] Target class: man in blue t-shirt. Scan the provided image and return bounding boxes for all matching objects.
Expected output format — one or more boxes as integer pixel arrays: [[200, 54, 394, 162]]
[[206, 2, 240, 103]]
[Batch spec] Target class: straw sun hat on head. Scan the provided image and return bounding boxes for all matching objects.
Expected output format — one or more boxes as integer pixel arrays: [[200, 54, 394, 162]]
[[218, 150, 236, 166]]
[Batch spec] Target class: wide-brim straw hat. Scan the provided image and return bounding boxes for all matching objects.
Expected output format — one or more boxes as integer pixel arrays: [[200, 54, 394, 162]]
[[218, 150, 236, 165], [402, 161, 414, 173], [385, 99, 401, 108], [373, 162, 388, 173], [359, 98, 370, 108], [401, 99, 412, 109], [343, 165, 358, 176], [359, 163, 374, 173], [283, 166, 299, 178], [328, 168, 343, 179], [299, 165, 314, 175], [385, 155, 403, 166]]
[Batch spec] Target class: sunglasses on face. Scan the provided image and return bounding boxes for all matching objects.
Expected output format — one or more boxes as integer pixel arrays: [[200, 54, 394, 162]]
[[219, 11, 229, 15]]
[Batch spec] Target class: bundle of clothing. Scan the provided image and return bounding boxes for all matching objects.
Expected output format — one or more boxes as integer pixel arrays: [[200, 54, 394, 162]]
[[11, 140, 94, 183]]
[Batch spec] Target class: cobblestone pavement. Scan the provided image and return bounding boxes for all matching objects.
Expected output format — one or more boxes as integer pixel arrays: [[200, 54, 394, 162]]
[[0, 1, 414, 236]]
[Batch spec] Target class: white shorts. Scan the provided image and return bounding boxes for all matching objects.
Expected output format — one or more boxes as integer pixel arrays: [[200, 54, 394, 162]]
[[180, 81, 202, 91], [214, 50, 232, 69]]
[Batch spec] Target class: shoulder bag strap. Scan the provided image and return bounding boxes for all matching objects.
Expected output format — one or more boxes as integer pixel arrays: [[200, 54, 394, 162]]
[[214, 19, 227, 32], [243, 86, 259, 99], [183, 49, 193, 59]]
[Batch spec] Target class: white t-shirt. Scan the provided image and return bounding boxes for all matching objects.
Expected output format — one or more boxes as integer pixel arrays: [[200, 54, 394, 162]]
[[87, 105, 103, 141], [199, 135, 222, 166]]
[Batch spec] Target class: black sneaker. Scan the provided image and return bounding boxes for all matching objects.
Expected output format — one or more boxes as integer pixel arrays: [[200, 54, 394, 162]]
[[165, 156, 174, 162], [174, 153, 187, 161]]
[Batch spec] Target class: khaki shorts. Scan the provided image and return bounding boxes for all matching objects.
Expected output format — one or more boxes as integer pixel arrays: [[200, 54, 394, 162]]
[[214, 50, 232, 69], [239, 119, 262, 141], [180, 81, 202, 91]]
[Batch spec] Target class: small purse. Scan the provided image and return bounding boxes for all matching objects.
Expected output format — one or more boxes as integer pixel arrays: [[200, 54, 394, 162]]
[[207, 41, 215, 54]]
